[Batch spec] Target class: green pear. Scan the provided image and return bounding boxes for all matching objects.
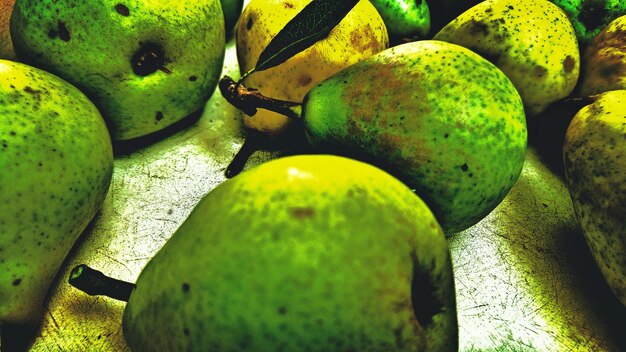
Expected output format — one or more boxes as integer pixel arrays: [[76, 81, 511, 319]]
[[71, 155, 457, 351], [578, 14, 626, 96], [434, 0, 580, 116], [369, 0, 431, 41], [300, 40, 527, 234], [549, 0, 626, 47], [0, 60, 113, 326], [563, 90, 626, 307], [10, 0, 226, 141]]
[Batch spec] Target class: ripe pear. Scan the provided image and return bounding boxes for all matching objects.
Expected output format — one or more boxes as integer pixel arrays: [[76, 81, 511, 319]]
[[236, 0, 388, 136], [578, 14, 626, 96], [0, 60, 113, 326], [563, 90, 626, 306], [369, 0, 431, 40], [301, 40, 527, 234], [116, 155, 458, 351], [550, 0, 626, 47], [0, 0, 15, 59], [10, 0, 225, 141], [434, 0, 580, 116]]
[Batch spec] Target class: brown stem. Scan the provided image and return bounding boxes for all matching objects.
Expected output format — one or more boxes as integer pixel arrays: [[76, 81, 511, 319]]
[[68, 264, 135, 302], [219, 76, 302, 120]]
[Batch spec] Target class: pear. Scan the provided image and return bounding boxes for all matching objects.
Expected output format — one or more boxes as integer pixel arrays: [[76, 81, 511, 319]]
[[550, 0, 626, 47], [236, 0, 388, 136], [369, 0, 431, 41], [563, 90, 626, 307], [10, 0, 225, 141], [71, 155, 458, 351], [433, 0, 580, 117], [0, 60, 113, 327], [299, 40, 527, 234], [578, 14, 626, 96]]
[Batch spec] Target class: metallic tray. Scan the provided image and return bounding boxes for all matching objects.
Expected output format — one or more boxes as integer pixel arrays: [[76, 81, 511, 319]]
[[16, 38, 626, 352]]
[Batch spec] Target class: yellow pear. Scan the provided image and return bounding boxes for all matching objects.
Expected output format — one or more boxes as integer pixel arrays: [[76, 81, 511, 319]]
[[434, 0, 579, 116], [236, 0, 388, 136], [563, 90, 626, 306]]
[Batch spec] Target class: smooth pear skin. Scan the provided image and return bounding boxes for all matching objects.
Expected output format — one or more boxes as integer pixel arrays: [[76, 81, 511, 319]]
[[302, 40, 527, 234], [123, 155, 457, 352], [236, 0, 388, 135], [579, 14, 626, 96], [434, 0, 580, 116], [0, 60, 113, 325], [563, 90, 626, 307], [11, 0, 225, 140]]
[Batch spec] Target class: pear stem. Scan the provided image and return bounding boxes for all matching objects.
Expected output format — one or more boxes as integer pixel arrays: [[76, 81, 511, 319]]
[[68, 264, 135, 302], [219, 76, 303, 120]]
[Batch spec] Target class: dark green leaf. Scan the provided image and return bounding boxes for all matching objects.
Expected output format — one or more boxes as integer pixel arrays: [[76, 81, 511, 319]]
[[243, 0, 359, 80]]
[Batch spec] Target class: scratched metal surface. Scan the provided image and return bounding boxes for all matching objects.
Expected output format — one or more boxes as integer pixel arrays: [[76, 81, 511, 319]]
[[14, 38, 625, 352]]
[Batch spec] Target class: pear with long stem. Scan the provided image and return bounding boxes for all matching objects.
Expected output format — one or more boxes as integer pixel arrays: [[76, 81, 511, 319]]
[[221, 39, 527, 234]]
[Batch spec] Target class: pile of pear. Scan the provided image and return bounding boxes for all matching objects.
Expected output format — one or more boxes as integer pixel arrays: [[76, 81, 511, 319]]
[[1, 0, 626, 350], [0, 0, 238, 345], [231, 0, 626, 310]]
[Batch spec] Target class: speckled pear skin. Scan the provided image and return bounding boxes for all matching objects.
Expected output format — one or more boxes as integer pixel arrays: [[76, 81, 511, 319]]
[[123, 155, 457, 352], [434, 0, 580, 117], [369, 0, 431, 39], [563, 90, 626, 307], [579, 14, 626, 96], [550, 0, 626, 47], [10, 0, 225, 141], [236, 0, 388, 136], [302, 40, 527, 234], [0, 60, 113, 325]]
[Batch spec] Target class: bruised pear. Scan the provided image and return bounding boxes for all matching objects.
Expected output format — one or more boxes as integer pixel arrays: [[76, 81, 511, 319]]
[[301, 40, 527, 234], [434, 0, 580, 116]]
